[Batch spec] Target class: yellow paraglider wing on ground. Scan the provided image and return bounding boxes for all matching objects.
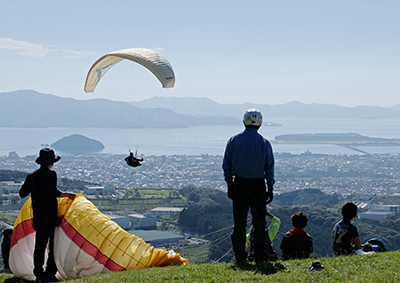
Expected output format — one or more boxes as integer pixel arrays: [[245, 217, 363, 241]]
[[10, 194, 188, 280]]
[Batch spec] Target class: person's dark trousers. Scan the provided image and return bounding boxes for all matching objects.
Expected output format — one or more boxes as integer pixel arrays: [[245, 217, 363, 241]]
[[231, 177, 267, 262], [33, 222, 57, 279]]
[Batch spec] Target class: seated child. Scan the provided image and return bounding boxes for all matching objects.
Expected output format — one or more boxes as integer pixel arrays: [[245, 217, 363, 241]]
[[2, 228, 13, 272], [332, 202, 373, 256], [280, 211, 313, 260]]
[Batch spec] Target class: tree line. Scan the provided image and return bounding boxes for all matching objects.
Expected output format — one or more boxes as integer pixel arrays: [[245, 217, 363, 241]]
[[177, 187, 400, 261]]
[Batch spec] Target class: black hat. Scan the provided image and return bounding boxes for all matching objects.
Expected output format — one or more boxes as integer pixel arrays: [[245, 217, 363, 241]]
[[35, 147, 61, 165], [3, 228, 13, 237], [307, 261, 325, 272]]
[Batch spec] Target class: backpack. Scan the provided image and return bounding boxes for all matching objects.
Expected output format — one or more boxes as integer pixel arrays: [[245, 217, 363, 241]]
[[248, 225, 278, 261], [364, 238, 387, 252], [280, 232, 313, 260]]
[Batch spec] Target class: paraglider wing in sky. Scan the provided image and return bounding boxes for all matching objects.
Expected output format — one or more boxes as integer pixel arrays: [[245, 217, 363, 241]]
[[84, 48, 175, 93], [9, 194, 188, 281]]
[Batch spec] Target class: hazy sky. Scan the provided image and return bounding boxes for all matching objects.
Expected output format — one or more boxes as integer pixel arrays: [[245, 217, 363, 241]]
[[1, 0, 399, 107]]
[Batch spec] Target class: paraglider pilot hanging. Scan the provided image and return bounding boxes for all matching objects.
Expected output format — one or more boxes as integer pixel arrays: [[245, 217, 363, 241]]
[[125, 151, 143, 167]]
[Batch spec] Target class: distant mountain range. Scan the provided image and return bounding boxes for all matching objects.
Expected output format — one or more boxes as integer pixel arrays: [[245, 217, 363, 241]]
[[0, 90, 237, 128], [131, 96, 400, 119], [1, 90, 400, 128]]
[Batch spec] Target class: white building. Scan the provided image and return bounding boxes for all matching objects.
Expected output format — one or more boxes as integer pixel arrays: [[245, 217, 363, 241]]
[[105, 214, 130, 229], [359, 204, 400, 220], [84, 184, 115, 195], [128, 213, 157, 230], [150, 207, 184, 217], [128, 230, 186, 248], [1, 179, 64, 195], [1, 181, 24, 194]]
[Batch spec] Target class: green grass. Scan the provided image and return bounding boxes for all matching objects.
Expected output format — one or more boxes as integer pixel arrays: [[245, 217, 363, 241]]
[[1, 251, 400, 283], [174, 243, 211, 264], [0, 214, 16, 226]]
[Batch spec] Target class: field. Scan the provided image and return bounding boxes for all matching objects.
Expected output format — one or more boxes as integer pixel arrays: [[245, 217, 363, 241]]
[[2, 250, 400, 283]]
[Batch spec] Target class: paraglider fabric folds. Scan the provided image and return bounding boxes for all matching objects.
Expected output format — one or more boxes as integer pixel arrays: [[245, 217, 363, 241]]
[[9, 194, 188, 281], [84, 48, 175, 93]]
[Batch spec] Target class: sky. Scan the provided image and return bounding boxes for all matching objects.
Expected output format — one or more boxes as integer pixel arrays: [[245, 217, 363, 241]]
[[1, 0, 399, 107]]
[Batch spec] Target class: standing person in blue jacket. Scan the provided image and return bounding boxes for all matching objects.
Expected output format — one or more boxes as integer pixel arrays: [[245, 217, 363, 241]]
[[19, 147, 76, 282], [223, 109, 275, 263]]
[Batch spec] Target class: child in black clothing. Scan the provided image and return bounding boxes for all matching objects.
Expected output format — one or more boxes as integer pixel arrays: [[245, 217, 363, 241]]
[[2, 228, 13, 272], [332, 202, 373, 256], [280, 211, 313, 260]]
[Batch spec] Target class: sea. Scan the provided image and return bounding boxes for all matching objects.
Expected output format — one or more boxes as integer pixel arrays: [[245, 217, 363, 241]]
[[1, 117, 400, 157]]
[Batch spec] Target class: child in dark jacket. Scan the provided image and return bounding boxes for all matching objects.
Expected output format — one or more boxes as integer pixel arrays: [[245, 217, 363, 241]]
[[332, 202, 374, 256], [2, 228, 13, 272], [280, 211, 313, 260]]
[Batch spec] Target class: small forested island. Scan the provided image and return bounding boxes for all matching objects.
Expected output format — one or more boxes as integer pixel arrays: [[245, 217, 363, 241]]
[[51, 134, 105, 154], [274, 133, 400, 146]]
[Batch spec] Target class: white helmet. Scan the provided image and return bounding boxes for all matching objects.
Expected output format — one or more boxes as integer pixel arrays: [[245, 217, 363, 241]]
[[243, 109, 263, 126]]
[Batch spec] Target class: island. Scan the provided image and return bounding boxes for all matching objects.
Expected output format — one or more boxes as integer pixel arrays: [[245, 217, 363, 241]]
[[51, 134, 105, 154], [274, 133, 400, 146]]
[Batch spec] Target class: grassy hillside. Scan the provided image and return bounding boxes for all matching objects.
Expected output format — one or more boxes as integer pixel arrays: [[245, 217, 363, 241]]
[[1, 251, 399, 282]]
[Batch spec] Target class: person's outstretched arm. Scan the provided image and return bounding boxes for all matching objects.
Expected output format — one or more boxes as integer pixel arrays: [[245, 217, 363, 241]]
[[60, 192, 76, 200]]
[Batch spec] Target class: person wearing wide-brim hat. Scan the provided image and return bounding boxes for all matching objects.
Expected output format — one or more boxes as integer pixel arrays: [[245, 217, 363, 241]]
[[19, 147, 76, 282], [35, 147, 61, 165]]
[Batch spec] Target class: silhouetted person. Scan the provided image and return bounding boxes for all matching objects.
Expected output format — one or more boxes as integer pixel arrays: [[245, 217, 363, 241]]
[[125, 152, 143, 167], [19, 147, 75, 282], [2, 228, 13, 272]]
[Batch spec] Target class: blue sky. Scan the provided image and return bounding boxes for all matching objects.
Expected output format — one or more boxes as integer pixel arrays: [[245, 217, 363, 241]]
[[1, 0, 399, 106]]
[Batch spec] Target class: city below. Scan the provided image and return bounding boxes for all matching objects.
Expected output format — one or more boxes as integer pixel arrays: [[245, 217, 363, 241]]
[[2, 151, 400, 199]]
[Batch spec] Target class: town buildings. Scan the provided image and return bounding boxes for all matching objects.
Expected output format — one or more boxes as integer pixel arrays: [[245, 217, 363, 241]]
[[359, 205, 400, 220], [2, 152, 400, 199]]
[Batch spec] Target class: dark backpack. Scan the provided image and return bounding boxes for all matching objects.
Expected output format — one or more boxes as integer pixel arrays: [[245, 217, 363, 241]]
[[280, 232, 312, 260], [248, 225, 278, 261], [364, 238, 387, 252]]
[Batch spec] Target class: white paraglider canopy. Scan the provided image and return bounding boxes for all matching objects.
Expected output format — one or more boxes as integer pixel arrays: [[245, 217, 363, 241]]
[[84, 48, 175, 93], [9, 194, 188, 281]]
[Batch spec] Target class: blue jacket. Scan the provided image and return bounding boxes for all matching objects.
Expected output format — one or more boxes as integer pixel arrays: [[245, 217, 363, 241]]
[[222, 127, 275, 186]]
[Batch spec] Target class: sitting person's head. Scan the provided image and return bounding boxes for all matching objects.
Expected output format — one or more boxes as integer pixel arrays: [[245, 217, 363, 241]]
[[2, 228, 12, 241], [342, 202, 358, 221], [292, 211, 308, 229]]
